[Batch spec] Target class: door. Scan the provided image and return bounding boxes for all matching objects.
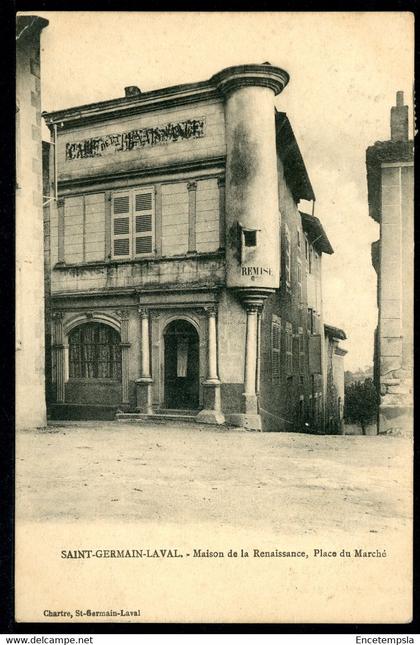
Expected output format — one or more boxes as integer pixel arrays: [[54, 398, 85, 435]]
[[164, 320, 199, 409]]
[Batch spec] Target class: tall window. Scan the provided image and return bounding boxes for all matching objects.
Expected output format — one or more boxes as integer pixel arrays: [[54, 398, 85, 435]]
[[285, 321, 293, 375], [284, 224, 291, 287], [271, 314, 281, 383], [112, 187, 155, 259], [69, 323, 122, 379]]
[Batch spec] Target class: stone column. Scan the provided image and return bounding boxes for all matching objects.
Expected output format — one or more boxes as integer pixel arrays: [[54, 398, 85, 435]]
[[52, 311, 65, 403], [256, 307, 262, 395], [207, 307, 218, 381], [244, 305, 258, 399], [197, 306, 225, 425], [241, 304, 264, 430], [230, 294, 265, 431], [116, 309, 130, 406], [135, 308, 153, 414]]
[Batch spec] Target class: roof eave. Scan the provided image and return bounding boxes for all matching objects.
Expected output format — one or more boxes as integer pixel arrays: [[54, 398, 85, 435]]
[[16, 15, 49, 41], [324, 323, 347, 341], [299, 211, 334, 255], [275, 111, 315, 203], [42, 80, 220, 130]]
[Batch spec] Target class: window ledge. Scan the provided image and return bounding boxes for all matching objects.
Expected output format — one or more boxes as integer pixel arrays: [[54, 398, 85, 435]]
[[53, 250, 225, 271]]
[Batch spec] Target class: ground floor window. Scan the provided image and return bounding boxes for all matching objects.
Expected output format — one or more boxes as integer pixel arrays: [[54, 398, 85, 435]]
[[68, 322, 122, 379]]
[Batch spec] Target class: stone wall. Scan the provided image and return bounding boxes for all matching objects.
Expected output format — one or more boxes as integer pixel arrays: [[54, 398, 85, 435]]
[[16, 17, 48, 429], [378, 163, 413, 433]]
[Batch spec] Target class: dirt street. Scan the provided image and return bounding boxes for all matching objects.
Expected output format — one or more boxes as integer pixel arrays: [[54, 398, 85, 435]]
[[16, 421, 412, 537]]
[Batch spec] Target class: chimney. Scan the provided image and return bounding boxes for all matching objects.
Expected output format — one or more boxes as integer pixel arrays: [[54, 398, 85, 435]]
[[124, 86, 141, 98], [390, 91, 409, 142]]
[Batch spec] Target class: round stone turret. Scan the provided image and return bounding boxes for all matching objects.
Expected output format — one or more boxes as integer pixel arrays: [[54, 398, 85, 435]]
[[212, 64, 289, 300]]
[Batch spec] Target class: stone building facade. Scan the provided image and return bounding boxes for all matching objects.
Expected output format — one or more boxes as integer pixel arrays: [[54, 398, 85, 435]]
[[16, 15, 49, 429], [43, 63, 345, 432], [366, 92, 414, 434]]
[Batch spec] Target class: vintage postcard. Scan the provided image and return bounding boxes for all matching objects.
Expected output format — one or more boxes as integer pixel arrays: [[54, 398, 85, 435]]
[[15, 11, 414, 624]]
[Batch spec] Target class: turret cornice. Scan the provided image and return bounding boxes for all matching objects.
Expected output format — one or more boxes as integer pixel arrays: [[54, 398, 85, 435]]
[[211, 64, 289, 97]]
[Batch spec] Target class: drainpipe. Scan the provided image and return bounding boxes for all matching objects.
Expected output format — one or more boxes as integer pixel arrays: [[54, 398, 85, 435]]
[[53, 123, 58, 201]]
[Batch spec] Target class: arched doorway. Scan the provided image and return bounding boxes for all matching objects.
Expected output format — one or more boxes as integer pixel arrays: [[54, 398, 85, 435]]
[[164, 319, 199, 409]]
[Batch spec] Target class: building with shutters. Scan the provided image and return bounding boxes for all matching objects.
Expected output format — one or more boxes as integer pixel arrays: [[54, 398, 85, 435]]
[[366, 92, 414, 434], [42, 63, 345, 432]]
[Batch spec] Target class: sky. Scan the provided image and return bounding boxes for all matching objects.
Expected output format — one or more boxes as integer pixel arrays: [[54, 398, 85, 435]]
[[28, 11, 414, 371]]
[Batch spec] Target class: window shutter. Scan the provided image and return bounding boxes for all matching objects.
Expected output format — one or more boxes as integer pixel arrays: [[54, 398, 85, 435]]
[[112, 192, 131, 259], [271, 315, 281, 383], [133, 188, 154, 256], [298, 327, 305, 375], [285, 322, 293, 375], [297, 259, 302, 301]]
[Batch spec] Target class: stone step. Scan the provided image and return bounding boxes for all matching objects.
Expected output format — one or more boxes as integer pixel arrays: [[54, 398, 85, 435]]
[[115, 412, 202, 424], [155, 409, 198, 417]]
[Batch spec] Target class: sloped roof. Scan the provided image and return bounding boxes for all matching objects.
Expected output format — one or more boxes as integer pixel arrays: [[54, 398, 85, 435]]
[[324, 323, 347, 341], [275, 111, 315, 203], [300, 211, 334, 255], [16, 15, 49, 41]]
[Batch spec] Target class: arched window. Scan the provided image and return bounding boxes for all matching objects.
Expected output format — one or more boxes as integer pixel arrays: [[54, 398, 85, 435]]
[[68, 323, 122, 380]]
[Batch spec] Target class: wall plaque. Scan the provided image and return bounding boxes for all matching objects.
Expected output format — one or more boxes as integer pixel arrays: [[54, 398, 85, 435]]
[[65, 117, 206, 160]]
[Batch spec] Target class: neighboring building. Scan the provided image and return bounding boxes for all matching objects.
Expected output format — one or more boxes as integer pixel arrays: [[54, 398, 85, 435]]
[[366, 92, 414, 434], [42, 63, 344, 432], [16, 15, 49, 429], [324, 324, 347, 434]]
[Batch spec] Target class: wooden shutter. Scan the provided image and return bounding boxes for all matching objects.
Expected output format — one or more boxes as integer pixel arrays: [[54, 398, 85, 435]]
[[271, 315, 281, 383], [297, 259, 302, 302], [133, 187, 154, 256], [285, 322, 293, 375], [112, 192, 131, 259], [309, 335, 322, 374], [298, 327, 305, 374]]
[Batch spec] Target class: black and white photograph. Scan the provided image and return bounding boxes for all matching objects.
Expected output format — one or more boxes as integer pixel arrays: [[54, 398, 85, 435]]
[[14, 11, 414, 625]]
